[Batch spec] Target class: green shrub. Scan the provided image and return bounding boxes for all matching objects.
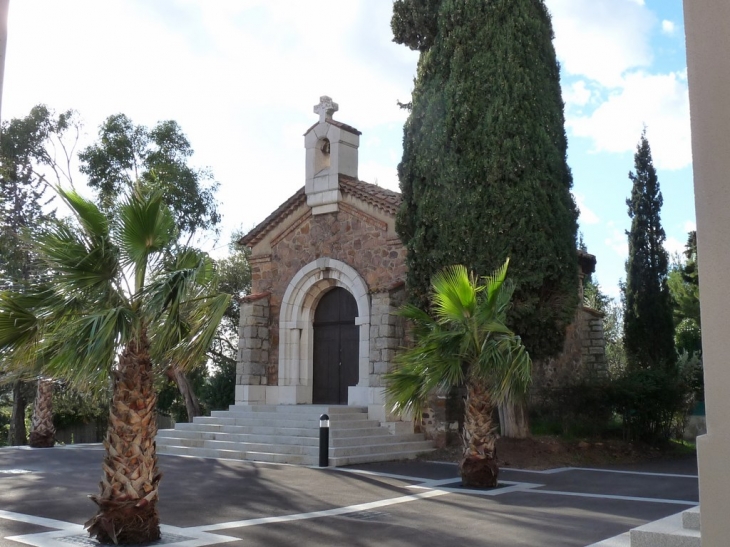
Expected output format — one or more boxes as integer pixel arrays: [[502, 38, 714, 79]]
[[610, 368, 691, 442]]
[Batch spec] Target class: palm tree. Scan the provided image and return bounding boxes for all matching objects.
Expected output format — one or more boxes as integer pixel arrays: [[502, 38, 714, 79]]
[[0, 187, 229, 544], [385, 260, 532, 487], [29, 377, 55, 447]]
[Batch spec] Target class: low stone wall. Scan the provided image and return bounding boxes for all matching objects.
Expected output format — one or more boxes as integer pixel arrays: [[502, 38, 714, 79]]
[[237, 293, 271, 389]]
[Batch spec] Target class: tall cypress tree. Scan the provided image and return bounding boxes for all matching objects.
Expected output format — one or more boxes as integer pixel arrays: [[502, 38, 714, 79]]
[[393, 0, 578, 360], [623, 131, 676, 371]]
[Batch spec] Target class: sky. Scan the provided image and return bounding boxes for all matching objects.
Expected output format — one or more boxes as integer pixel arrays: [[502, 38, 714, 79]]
[[3, 0, 694, 299]]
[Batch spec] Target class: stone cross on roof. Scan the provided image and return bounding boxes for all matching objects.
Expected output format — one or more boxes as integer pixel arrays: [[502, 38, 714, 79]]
[[314, 96, 339, 123]]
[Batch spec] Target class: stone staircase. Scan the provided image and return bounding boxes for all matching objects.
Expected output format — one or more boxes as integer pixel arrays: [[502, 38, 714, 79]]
[[589, 506, 700, 547], [156, 404, 434, 466]]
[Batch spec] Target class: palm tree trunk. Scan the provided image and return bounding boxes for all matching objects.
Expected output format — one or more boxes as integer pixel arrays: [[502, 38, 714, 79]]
[[29, 378, 55, 448], [85, 332, 161, 545], [460, 379, 500, 487]]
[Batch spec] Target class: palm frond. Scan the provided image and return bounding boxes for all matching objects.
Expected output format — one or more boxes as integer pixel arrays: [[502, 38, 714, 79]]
[[36, 222, 120, 295], [43, 307, 134, 388], [431, 265, 476, 325], [114, 190, 176, 291], [0, 292, 41, 351], [57, 187, 110, 240]]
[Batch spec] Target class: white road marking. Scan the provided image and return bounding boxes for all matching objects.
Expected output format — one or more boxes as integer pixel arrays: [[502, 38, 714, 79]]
[[529, 489, 698, 506], [499, 466, 698, 478], [0, 510, 81, 531], [189, 489, 449, 533]]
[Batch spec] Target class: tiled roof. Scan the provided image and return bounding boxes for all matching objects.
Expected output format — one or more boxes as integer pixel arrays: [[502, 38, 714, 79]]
[[238, 177, 401, 248], [239, 187, 306, 247], [303, 119, 362, 136], [339, 174, 401, 216]]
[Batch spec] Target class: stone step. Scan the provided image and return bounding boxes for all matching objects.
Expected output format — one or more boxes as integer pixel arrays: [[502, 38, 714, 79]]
[[330, 447, 435, 467], [630, 510, 701, 547], [682, 507, 700, 531], [192, 416, 379, 430], [172, 423, 389, 438], [157, 429, 423, 448], [156, 404, 432, 467], [174, 423, 317, 437], [157, 429, 321, 446], [211, 410, 370, 422], [157, 445, 316, 466], [226, 404, 367, 415], [157, 437, 433, 459], [330, 440, 435, 458], [331, 433, 425, 447], [157, 442, 433, 467]]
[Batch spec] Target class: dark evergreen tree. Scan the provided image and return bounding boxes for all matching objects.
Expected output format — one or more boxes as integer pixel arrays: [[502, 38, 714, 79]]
[[0, 105, 66, 291], [623, 131, 676, 371], [393, 0, 579, 360]]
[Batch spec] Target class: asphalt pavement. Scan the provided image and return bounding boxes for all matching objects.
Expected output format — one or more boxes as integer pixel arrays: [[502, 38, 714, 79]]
[[0, 445, 698, 547]]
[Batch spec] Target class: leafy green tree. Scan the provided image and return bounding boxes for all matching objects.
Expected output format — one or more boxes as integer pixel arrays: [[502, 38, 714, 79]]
[[203, 230, 251, 412], [385, 261, 531, 487], [0, 187, 229, 543], [79, 114, 220, 239], [393, 0, 579, 362], [0, 105, 77, 445], [668, 231, 701, 354], [623, 131, 675, 371]]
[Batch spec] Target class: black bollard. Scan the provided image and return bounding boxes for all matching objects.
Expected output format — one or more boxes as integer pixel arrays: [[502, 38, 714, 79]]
[[319, 413, 330, 467]]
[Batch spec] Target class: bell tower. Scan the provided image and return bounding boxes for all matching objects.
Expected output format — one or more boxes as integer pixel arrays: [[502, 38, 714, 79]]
[[304, 96, 361, 215]]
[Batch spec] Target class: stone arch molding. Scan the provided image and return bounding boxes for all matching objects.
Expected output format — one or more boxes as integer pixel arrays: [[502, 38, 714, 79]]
[[276, 257, 371, 404]]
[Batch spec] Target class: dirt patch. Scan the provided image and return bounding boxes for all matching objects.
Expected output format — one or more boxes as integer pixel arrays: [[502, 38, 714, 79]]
[[420, 436, 694, 470]]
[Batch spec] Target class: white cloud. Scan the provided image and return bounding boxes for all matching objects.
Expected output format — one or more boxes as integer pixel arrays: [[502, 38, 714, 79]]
[[662, 20, 676, 35], [575, 194, 600, 225], [563, 81, 592, 108], [664, 236, 685, 257], [546, 0, 655, 87], [567, 71, 692, 170], [359, 160, 399, 192], [684, 221, 697, 232], [605, 227, 628, 258]]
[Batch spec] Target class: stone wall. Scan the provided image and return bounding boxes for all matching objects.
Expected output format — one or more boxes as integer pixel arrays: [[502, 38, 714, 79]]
[[532, 306, 608, 390], [235, 293, 270, 401], [368, 285, 407, 388], [248, 206, 406, 385]]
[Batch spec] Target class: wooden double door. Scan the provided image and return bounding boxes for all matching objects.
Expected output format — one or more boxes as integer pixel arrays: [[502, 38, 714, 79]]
[[312, 288, 359, 404]]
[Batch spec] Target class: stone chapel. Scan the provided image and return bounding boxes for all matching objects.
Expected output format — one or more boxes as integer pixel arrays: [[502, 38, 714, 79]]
[[235, 97, 410, 426], [234, 96, 606, 432]]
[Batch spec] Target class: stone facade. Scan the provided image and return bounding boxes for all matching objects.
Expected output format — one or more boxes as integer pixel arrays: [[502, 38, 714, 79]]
[[234, 293, 270, 403], [532, 306, 608, 390], [235, 97, 410, 424], [368, 286, 407, 389]]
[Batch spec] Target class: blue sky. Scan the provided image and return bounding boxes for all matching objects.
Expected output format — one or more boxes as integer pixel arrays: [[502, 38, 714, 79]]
[[3, 0, 693, 299]]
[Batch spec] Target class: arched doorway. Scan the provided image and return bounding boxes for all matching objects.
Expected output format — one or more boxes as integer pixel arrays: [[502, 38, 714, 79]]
[[312, 288, 359, 404]]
